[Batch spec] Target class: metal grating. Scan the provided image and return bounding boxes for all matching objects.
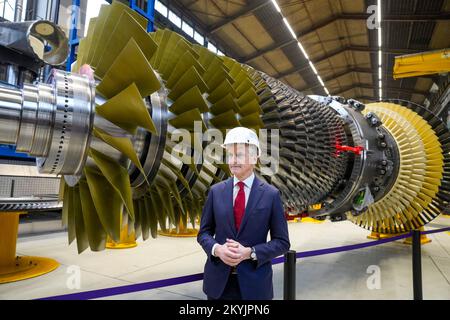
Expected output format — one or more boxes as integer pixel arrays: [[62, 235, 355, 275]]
[[0, 176, 61, 197]]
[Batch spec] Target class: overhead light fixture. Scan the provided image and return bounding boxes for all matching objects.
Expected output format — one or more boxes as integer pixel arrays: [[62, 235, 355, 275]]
[[378, 0, 383, 101], [318, 76, 325, 87], [378, 27, 382, 47], [283, 18, 297, 39], [271, 0, 282, 13], [377, 0, 382, 27], [272, 1, 330, 96], [309, 61, 318, 75], [297, 42, 309, 59]]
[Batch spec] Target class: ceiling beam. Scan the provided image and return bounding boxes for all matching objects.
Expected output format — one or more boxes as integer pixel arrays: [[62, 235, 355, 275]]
[[275, 46, 419, 79], [244, 39, 297, 63], [296, 67, 375, 91], [333, 84, 428, 96], [166, 0, 242, 58], [295, 67, 436, 91], [208, 0, 271, 34], [242, 12, 450, 63]]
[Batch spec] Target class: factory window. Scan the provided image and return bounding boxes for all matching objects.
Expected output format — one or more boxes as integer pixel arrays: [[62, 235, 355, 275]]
[[155, 0, 168, 17], [168, 10, 181, 28], [208, 42, 217, 53], [182, 21, 194, 38], [194, 31, 204, 45], [0, 0, 17, 21], [85, 0, 109, 37]]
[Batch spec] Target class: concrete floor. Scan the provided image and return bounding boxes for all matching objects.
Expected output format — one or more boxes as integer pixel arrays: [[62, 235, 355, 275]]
[[1, 215, 449, 300]]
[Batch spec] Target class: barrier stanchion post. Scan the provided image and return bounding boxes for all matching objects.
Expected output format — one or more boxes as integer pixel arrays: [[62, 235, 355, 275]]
[[412, 230, 423, 300], [283, 250, 296, 300]]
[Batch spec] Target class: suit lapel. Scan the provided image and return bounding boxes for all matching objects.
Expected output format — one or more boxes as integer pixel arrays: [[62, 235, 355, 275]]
[[222, 177, 237, 237], [237, 176, 265, 237]]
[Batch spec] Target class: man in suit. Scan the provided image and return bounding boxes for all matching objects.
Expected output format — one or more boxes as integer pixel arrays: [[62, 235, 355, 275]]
[[197, 127, 290, 300]]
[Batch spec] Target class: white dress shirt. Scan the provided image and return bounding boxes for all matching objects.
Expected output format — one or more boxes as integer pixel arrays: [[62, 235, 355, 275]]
[[233, 173, 255, 207], [212, 173, 255, 257]]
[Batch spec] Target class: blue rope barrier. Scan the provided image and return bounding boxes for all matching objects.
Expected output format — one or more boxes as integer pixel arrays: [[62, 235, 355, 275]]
[[38, 227, 449, 300], [271, 231, 413, 264], [39, 273, 204, 300], [421, 226, 450, 235]]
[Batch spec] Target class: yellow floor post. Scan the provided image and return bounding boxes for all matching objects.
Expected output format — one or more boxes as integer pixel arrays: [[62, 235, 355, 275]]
[[367, 231, 398, 240], [302, 204, 325, 223], [106, 212, 137, 249], [0, 212, 59, 284], [301, 217, 325, 224], [158, 215, 198, 238], [368, 228, 431, 244], [106, 225, 137, 249], [404, 227, 432, 245]]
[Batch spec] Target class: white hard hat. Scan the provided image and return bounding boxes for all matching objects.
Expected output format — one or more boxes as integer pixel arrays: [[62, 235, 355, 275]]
[[222, 127, 261, 157]]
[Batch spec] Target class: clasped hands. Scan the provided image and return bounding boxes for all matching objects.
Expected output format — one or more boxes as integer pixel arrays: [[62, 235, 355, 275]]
[[214, 239, 252, 267]]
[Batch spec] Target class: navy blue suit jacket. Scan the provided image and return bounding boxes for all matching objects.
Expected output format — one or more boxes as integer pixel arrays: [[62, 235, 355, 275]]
[[197, 175, 290, 300]]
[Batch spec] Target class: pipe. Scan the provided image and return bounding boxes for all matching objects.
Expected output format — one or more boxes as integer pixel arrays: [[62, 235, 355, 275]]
[[14, 0, 24, 22], [0, 86, 22, 145]]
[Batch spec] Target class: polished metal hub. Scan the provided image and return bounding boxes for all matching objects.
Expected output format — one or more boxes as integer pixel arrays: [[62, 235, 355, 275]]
[[0, 70, 95, 176]]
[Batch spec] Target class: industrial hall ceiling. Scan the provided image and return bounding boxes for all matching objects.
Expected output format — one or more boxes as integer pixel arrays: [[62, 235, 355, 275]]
[[163, 0, 450, 105]]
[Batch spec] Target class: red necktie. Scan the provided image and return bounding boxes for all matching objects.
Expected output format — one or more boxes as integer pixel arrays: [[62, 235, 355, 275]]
[[234, 181, 246, 230]]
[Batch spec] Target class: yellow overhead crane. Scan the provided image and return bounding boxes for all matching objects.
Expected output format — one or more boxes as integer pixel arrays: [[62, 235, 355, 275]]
[[393, 48, 450, 79]]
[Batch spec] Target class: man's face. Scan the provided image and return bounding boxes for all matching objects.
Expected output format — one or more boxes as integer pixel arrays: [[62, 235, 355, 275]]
[[226, 144, 257, 178]]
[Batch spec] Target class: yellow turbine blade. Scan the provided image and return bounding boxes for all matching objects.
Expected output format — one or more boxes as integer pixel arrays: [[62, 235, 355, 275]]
[[95, 11, 158, 78], [62, 184, 76, 244], [210, 93, 239, 115], [96, 38, 161, 99], [239, 112, 264, 129], [84, 166, 122, 242], [74, 17, 96, 69], [88, 148, 135, 221], [166, 51, 206, 87], [210, 109, 240, 129], [207, 79, 237, 104], [85, 5, 111, 65], [239, 99, 263, 116], [91, 1, 147, 68], [79, 178, 107, 251], [72, 185, 89, 254], [168, 65, 208, 101], [237, 88, 259, 107], [96, 82, 157, 134], [169, 108, 207, 132], [92, 127, 145, 175], [143, 196, 158, 238], [169, 86, 209, 114]]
